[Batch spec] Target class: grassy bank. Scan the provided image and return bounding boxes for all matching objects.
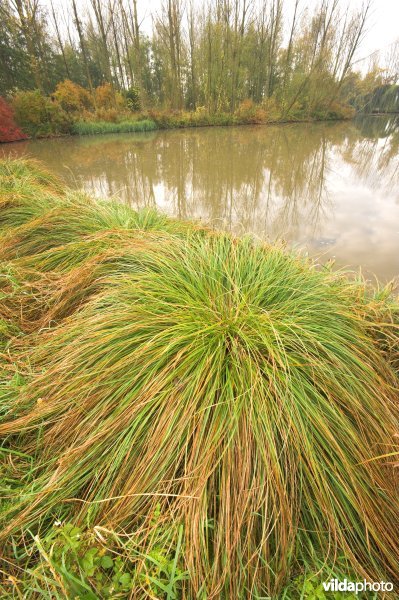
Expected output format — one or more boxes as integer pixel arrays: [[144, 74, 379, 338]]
[[4, 111, 354, 140], [0, 158, 398, 598]]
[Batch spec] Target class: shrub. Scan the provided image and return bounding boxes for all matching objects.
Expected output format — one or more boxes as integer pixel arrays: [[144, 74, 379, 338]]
[[284, 99, 307, 120], [94, 107, 120, 122], [261, 96, 282, 121], [12, 89, 48, 132], [146, 109, 236, 129], [327, 101, 356, 120], [46, 99, 74, 134], [95, 83, 114, 109], [235, 98, 255, 116], [0, 97, 27, 143], [94, 108, 120, 123], [235, 99, 277, 125], [210, 111, 235, 126], [54, 79, 93, 113], [147, 109, 173, 128], [125, 85, 141, 112], [11, 90, 72, 137]]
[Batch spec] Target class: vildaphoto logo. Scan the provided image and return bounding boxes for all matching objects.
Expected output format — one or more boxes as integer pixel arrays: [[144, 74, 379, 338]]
[[322, 579, 394, 594]]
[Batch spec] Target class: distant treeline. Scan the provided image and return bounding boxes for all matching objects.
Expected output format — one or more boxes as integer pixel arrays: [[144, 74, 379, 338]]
[[360, 84, 399, 114], [0, 0, 398, 140], [1, 0, 398, 112]]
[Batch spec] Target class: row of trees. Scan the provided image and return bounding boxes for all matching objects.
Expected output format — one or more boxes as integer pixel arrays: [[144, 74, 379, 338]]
[[1, 0, 398, 116]]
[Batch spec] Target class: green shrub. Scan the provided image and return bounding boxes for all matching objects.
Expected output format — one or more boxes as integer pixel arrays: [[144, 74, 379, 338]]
[[260, 96, 282, 121], [211, 111, 235, 126], [11, 90, 72, 137], [147, 109, 236, 129], [125, 86, 142, 112]]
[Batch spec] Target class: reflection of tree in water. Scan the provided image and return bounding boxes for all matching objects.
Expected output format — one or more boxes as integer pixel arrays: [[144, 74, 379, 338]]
[[343, 116, 399, 191], [6, 116, 399, 236], [354, 115, 399, 139], [8, 134, 160, 208]]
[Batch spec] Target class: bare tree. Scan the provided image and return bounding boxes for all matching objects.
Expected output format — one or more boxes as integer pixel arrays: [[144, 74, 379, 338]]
[[71, 0, 95, 97], [51, 0, 70, 79]]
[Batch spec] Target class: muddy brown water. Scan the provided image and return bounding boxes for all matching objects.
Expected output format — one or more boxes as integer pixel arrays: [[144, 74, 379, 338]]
[[2, 115, 399, 281]]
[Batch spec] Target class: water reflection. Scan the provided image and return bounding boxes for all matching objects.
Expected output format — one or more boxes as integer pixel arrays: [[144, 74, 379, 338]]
[[2, 116, 399, 280]]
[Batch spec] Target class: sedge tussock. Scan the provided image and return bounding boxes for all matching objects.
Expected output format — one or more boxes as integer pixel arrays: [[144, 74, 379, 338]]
[[2, 239, 398, 597], [0, 157, 63, 196], [0, 159, 398, 598], [0, 192, 200, 262]]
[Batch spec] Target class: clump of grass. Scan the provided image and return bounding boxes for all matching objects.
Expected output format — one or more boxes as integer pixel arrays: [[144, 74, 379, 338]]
[[2, 238, 399, 597], [366, 282, 399, 376], [0, 158, 62, 194], [0, 158, 398, 598], [71, 119, 157, 136], [0, 262, 31, 422], [0, 186, 203, 267], [0, 158, 65, 231], [0, 159, 205, 335]]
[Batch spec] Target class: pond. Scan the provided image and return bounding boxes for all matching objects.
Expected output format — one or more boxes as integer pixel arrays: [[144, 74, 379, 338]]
[[2, 115, 399, 281]]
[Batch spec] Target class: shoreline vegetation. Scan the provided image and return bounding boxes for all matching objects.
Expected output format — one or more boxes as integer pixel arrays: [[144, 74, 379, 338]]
[[1, 104, 397, 144], [1, 106, 395, 143], [2, 113, 355, 142], [1, 83, 358, 143], [1, 79, 397, 142], [0, 158, 398, 598], [2, 0, 399, 144]]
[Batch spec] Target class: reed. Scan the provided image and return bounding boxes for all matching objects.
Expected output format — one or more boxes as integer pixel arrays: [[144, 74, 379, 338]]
[[71, 119, 157, 136], [0, 159, 398, 598]]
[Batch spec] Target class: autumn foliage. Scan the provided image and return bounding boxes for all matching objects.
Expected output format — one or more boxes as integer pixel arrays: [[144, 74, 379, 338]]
[[0, 97, 27, 143], [54, 79, 93, 113]]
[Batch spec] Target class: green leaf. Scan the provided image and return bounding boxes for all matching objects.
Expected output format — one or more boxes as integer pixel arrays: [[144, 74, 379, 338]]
[[100, 555, 113, 569], [118, 572, 132, 590]]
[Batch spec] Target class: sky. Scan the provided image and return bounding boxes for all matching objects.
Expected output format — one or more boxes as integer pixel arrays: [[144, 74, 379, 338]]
[[345, 0, 399, 63]]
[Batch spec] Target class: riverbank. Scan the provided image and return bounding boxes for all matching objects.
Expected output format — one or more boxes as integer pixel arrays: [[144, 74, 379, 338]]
[[2, 88, 356, 141], [1, 110, 354, 142], [70, 110, 353, 137], [0, 158, 398, 598]]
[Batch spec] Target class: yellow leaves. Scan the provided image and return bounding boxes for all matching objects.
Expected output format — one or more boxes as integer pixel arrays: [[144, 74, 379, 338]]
[[54, 79, 93, 113], [95, 83, 115, 109]]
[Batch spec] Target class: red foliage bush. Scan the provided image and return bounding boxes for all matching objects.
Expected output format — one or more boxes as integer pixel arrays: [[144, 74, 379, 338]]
[[0, 97, 28, 143]]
